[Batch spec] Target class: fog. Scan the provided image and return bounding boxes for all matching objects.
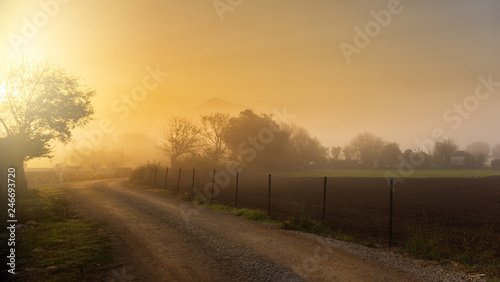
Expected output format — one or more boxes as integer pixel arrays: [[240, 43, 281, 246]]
[[1, 1, 499, 168]]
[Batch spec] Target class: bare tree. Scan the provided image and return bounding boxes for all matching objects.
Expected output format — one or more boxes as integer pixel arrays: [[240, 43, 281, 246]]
[[200, 113, 230, 163], [349, 132, 385, 167], [158, 115, 201, 166], [342, 145, 356, 161]]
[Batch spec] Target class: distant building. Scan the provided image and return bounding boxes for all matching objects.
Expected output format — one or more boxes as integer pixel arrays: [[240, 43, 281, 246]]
[[451, 151, 467, 166]]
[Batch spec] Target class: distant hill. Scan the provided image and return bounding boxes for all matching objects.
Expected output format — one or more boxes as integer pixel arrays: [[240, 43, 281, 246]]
[[183, 97, 249, 117]]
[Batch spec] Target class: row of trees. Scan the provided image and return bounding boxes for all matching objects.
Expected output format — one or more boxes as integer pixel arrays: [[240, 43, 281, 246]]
[[159, 112, 500, 171], [158, 110, 327, 170], [330, 133, 500, 169]]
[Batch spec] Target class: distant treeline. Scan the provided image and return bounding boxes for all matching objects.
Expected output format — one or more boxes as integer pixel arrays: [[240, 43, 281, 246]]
[[156, 109, 500, 171]]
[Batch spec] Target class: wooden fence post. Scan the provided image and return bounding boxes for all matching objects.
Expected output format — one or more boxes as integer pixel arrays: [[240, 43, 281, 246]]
[[322, 176, 327, 225], [191, 168, 196, 191], [268, 174, 271, 216], [389, 179, 394, 247], [176, 167, 181, 193], [235, 171, 239, 208], [164, 167, 169, 189], [210, 169, 216, 199]]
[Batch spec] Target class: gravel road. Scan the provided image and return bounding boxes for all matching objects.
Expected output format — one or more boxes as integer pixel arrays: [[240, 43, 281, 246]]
[[61, 178, 485, 281]]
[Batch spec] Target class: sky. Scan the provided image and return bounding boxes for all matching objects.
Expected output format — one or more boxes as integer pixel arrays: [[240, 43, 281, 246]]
[[1, 0, 500, 167]]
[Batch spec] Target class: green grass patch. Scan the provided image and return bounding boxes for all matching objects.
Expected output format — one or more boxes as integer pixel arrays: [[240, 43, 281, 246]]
[[18, 187, 113, 282], [399, 227, 500, 280], [206, 204, 277, 224], [280, 213, 331, 235], [275, 169, 500, 178], [404, 230, 443, 261]]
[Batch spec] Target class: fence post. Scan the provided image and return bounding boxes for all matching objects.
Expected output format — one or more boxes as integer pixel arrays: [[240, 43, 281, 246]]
[[153, 166, 158, 187], [164, 167, 169, 189], [268, 174, 271, 216], [389, 178, 394, 247], [322, 176, 327, 225], [191, 168, 196, 191], [176, 167, 181, 193], [211, 169, 216, 199], [235, 171, 239, 208], [147, 167, 153, 185]]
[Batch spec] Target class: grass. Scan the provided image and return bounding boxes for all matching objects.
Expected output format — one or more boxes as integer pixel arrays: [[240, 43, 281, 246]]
[[274, 169, 500, 178], [206, 204, 277, 224], [399, 227, 500, 280], [17, 187, 113, 282], [280, 213, 331, 235]]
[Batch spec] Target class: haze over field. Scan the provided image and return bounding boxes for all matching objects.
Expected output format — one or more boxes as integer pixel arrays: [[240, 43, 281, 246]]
[[1, 0, 500, 167]]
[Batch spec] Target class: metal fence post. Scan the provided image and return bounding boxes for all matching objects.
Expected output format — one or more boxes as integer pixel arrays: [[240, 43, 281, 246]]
[[322, 176, 327, 225], [176, 167, 181, 193], [153, 166, 158, 187], [389, 178, 394, 247], [211, 169, 216, 199], [164, 167, 169, 189], [147, 167, 153, 185], [235, 171, 239, 208], [268, 174, 271, 216], [191, 168, 196, 191]]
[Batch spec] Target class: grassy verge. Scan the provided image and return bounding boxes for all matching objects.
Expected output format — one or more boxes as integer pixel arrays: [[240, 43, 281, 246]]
[[17, 187, 113, 282], [401, 228, 499, 280], [205, 204, 278, 225]]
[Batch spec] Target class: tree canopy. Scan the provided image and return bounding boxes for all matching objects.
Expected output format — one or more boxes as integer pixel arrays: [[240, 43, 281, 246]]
[[0, 55, 95, 193], [0, 55, 95, 161]]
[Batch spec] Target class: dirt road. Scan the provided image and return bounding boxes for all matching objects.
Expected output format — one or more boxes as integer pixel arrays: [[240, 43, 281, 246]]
[[61, 178, 469, 281]]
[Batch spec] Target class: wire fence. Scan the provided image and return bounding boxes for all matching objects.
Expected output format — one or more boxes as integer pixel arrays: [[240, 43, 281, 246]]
[[139, 166, 500, 257]]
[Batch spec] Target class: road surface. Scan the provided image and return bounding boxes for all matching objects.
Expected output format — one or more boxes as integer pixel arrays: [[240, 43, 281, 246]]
[[61, 178, 471, 281]]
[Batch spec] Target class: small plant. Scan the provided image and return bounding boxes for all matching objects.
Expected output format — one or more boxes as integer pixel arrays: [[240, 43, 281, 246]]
[[178, 192, 191, 201], [404, 229, 443, 261], [206, 204, 276, 224], [281, 213, 330, 235]]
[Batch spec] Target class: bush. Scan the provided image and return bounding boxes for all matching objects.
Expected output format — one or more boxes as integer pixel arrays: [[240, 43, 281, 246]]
[[129, 162, 159, 185]]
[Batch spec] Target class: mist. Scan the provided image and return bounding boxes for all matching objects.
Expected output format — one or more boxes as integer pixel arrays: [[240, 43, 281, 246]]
[[1, 0, 498, 168]]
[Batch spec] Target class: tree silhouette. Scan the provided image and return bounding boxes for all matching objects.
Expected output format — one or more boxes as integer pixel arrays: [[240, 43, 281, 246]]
[[491, 143, 500, 160], [465, 141, 490, 167], [380, 142, 402, 168], [349, 132, 385, 167], [158, 115, 201, 167], [200, 113, 230, 163], [433, 138, 459, 167], [0, 55, 95, 195]]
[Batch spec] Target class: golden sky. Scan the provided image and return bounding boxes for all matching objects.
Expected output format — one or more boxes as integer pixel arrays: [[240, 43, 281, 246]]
[[1, 0, 500, 166]]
